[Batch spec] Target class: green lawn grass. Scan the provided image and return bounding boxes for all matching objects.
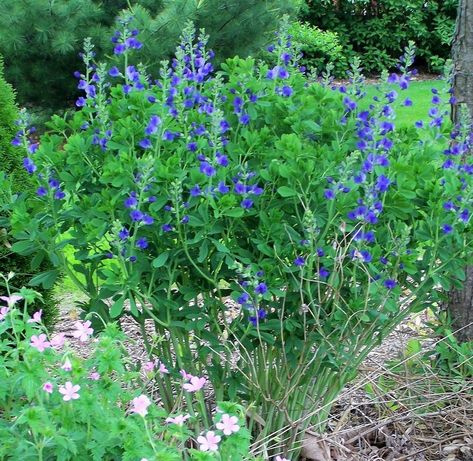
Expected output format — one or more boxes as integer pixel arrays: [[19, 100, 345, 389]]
[[363, 78, 448, 128]]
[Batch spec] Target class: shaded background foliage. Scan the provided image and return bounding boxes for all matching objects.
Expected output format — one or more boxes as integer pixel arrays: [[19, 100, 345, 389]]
[[0, 57, 57, 326], [0, 0, 300, 107], [301, 0, 457, 74]]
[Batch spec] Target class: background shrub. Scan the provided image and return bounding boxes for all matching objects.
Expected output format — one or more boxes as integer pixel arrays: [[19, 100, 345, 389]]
[[0, 57, 57, 326], [289, 21, 347, 75], [302, 0, 457, 74]]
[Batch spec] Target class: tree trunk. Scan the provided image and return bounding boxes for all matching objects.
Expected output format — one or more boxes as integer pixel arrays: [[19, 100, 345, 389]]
[[449, 0, 473, 342]]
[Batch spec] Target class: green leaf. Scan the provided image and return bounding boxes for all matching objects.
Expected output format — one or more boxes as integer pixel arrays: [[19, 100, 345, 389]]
[[152, 252, 169, 268], [223, 208, 244, 218], [28, 269, 59, 289], [110, 296, 125, 318], [11, 240, 37, 256], [277, 186, 297, 197]]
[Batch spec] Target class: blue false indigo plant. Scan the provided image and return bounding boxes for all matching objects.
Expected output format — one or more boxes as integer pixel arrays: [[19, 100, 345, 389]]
[[10, 17, 473, 459]]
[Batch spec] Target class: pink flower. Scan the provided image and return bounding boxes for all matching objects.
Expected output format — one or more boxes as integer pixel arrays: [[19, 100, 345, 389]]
[[165, 414, 190, 425], [30, 334, 50, 352], [183, 375, 206, 392], [89, 372, 100, 380], [216, 414, 240, 435], [0, 294, 22, 307], [72, 320, 93, 342], [180, 369, 192, 380], [197, 431, 221, 452], [59, 382, 80, 401], [27, 309, 42, 323], [143, 361, 154, 373], [61, 358, 72, 371], [130, 395, 151, 417], [275, 457, 290, 461], [50, 333, 66, 349], [0, 306, 9, 321], [155, 360, 169, 374], [43, 382, 53, 394]]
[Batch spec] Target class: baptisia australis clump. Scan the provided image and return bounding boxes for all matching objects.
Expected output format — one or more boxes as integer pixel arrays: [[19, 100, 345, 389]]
[[11, 15, 473, 459]]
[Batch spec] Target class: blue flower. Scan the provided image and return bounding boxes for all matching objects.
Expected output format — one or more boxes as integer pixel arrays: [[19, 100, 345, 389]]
[[145, 115, 161, 135], [281, 85, 293, 97], [241, 198, 254, 209], [76, 97, 86, 107], [142, 214, 154, 225], [255, 283, 268, 295], [360, 250, 372, 263], [384, 279, 397, 290], [239, 113, 250, 125], [376, 175, 391, 192], [459, 209, 470, 223], [118, 228, 129, 240], [343, 97, 357, 111], [317, 248, 325, 257], [124, 194, 138, 209], [114, 44, 126, 55], [130, 210, 144, 222], [217, 181, 229, 194], [294, 256, 305, 267], [23, 158, 36, 174], [36, 187, 47, 197], [234, 182, 246, 195], [319, 267, 330, 278], [139, 138, 152, 149], [249, 309, 267, 326], [181, 215, 189, 224], [136, 237, 148, 249], [190, 185, 201, 197], [162, 224, 173, 232], [109, 66, 120, 77], [237, 293, 250, 305], [441, 224, 453, 234], [324, 189, 335, 200], [216, 152, 228, 167], [54, 190, 65, 200], [200, 161, 216, 177]]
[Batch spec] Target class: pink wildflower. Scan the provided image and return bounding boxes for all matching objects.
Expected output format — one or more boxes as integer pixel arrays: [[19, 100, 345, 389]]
[[180, 369, 192, 380], [130, 395, 151, 417], [155, 360, 169, 374], [27, 309, 42, 323], [43, 382, 53, 394], [30, 334, 50, 352], [50, 333, 66, 349], [143, 361, 154, 373], [275, 457, 290, 461], [0, 306, 9, 321], [61, 358, 72, 371], [197, 431, 221, 452], [0, 294, 22, 307], [165, 414, 190, 425], [59, 382, 80, 401], [89, 371, 100, 380], [183, 375, 206, 392], [72, 320, 93, 342], [216, 414, 240, 435]]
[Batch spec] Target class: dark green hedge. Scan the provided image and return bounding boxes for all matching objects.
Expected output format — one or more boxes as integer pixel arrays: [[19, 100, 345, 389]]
[[302, 0, 457, 74]]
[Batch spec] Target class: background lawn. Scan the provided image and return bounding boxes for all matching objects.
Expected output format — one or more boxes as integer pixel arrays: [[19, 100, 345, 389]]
[[363, 78, 448, 128]]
